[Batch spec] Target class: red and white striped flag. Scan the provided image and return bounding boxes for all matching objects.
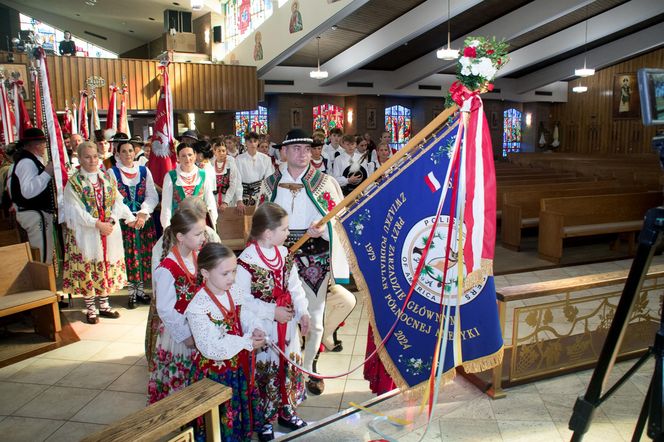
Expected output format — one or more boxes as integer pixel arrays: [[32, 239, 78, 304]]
[[90, 92, 100, 134], [35, 47, 69, 219], [31, 68, 43, 130], [63, 100, 73, 135], [0, 77, 15, 144], [148, 62, 176, 187], [12, 79, 32, 139], [106, 85, 117, 131], [424, 171, 441, 193]]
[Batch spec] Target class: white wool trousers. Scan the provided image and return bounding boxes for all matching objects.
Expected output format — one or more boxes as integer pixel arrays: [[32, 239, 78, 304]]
[[16, 210, 53, 265]]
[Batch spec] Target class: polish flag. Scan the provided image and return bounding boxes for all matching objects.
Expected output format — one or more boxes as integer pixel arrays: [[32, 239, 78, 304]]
[[424, 171, 441, 193]]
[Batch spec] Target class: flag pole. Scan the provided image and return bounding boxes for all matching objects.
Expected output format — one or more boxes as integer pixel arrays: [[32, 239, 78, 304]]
[[289, 104, 458, 253]]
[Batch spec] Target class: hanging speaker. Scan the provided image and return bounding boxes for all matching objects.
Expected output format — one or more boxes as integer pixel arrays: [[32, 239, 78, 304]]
[[213, 26, 222, 43]]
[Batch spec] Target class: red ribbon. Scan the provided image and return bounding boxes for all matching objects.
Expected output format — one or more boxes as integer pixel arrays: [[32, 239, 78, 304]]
[[449, 81, 478, 107]]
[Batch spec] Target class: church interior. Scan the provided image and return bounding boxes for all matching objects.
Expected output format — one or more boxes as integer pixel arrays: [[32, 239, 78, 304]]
[[0, 0, 663, 441]]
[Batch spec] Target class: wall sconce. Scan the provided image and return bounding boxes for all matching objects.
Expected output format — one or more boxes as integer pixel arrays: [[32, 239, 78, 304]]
[[204, 29, 210, 45], [525, 113, 532, 127], [347, 109, 353, 125], [187, 112, 196, 131]]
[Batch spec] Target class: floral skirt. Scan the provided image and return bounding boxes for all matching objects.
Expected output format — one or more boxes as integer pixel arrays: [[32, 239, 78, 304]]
[[253, 348, 306, 427], [144, 299, 160, 370], [121, 219, 157, 284], [62, 228, 127, 298], [147, 322, 203, 405]]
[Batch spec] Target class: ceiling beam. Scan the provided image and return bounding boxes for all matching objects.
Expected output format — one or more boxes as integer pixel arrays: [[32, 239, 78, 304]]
[[317, 0, 484, 86], [389, 0, 594, 90], [515, 21, 664, 94], [498, 0, 664, 78], [257, 0, 370, 77]]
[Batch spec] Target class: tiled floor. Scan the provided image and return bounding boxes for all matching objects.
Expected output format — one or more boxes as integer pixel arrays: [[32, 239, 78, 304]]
[[0, 256, 660, 441]]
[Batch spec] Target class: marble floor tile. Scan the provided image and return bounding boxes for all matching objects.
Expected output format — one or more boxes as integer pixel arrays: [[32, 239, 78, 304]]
[[0, 357, 37, 380], [44, 340, 113, 362], [352, 334, 368, 356], [296, 406, 342, 424], [489, 392, 550, 422], [300, 378, 346, 410], [340, 379, 374, 409], [115, 324, 149, 344], [107, 365, 149, 394], [437, 394, 495, 421], [497, 419, 563, 442], [9, 358, 80, 386], [56, 361, 130, 390], [0, 416, 64, 442], [534, 372, 587, 396], [88, 341, 145, 365], [347, 355, 367, 380], [70, 390, 146, 425], [76, 323, 136, 342], [44, 421, 106, 442], [439, 418, 502, 441], [317, 353, 352, 375], [555, 420, 627, 442], [13, 385, 100, 420], [0, 381, 48, 415]]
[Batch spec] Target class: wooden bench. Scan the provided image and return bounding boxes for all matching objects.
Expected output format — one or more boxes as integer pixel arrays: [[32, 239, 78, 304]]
[[537, 191, 663, 263], [0, 242, 60, 340], [501, 185, 646, 251], [81, 377, 232, 442]]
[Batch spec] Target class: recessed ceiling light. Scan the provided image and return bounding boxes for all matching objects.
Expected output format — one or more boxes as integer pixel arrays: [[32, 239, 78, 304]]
[[173, 2, 180, 5], [330, 25, 338, 31], [75, 13, 80, 16], [148, 17, 155, 21], [129, 30, 134, 33]]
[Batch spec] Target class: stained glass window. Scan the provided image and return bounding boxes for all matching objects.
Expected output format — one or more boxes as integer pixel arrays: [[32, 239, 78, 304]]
[[19, 14, 116, 58], [502, 108, 522, 157], [385, 105, 412, 151], [313, 104, 344, 134], [235, 106, 268, 139], [223, 0, 273, 58]]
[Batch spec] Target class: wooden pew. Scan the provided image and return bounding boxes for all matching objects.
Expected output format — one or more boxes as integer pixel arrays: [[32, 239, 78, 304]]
[[0, 242, 60, 340], [217, 206, 253, 251], [81, 378, 231, 442], [537, 191, 663, 263], [501, 185, 647, 250]]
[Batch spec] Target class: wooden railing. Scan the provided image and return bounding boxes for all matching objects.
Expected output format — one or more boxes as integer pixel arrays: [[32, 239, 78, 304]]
[[0, 51, 261, 112]]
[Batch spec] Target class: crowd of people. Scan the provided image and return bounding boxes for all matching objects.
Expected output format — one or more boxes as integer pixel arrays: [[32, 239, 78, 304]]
[[1, 124, 397, 441]]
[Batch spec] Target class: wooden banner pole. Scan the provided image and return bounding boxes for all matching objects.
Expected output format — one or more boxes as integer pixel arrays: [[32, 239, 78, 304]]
[[289, 104, 458, 253]]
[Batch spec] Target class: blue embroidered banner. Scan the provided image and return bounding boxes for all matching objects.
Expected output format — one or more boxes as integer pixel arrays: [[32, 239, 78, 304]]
[[339, 117, 503, 391]]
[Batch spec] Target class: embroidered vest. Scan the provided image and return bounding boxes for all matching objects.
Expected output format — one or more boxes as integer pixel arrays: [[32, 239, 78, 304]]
[[168, 169, 206, 212], [158, 257, 200, 314], [111, 166, 147, 213]]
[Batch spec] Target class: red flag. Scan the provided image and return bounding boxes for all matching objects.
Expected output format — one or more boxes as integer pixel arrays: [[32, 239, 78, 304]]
[[36, 47, 69, 219], [31, 69, 43, 130], [79, 90, 89, 140], [149, 63, 175, 187], [106, 85, 117, 131], [12, 80, 32, 139], [63, 101, 73, 135]]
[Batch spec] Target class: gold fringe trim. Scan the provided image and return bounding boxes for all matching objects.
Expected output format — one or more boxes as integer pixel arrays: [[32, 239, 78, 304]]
[[463, 259, 494, 291]]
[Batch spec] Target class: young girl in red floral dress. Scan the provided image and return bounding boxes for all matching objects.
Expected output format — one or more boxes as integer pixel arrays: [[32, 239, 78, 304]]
[[186, 243, 272, 441], [236, 202, 311, 441]]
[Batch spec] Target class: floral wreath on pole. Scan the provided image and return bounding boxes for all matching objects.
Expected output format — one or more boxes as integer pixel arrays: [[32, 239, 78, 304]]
[[444, 36, 510, 108]]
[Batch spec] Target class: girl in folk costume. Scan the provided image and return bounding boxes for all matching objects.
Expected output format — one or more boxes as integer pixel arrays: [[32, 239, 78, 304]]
[[160, 142, 217, 230], [109, 140, 159, 309], [62, 142, 136, 324], [186, 243, 271, 441], [145, 197, 221, 368], [148, 208, 207, 404], [211, 137, 242, 214], [364, 141, 391, 176], [236, 203, 311, 441]]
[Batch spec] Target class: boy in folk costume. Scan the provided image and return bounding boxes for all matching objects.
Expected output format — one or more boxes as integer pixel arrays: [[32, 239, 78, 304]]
[[236, 131, 274, 207], [160, 142, 217, 230], [331, 134, 368, 196], [256, 129, 356, 396]]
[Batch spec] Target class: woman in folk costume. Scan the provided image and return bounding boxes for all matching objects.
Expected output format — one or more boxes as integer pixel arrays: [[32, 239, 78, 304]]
[[108, 139, 159, 308], [62, 142, 136, 324], [236, 203, 310, 442], [186, 243, 271, 441], [160, 142, 217, 230], [148, 208, 207, 404], [211, 137, 242, 213]]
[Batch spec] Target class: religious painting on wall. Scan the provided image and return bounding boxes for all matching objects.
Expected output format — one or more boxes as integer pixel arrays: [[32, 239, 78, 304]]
[[253, 31, 263, 61], [0, 64, 30, 101], [289, 0, 303, 33], [290, 107, 303, 128], [366, 107, 376, 129], [613, 73, 640, 119]]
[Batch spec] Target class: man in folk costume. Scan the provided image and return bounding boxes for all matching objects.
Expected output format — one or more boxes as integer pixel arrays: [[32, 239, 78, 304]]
[[237, 131, 274, 208], [160, 142, 217, 230], [257, 129, 356, 395], [7, 128, 55, 264]]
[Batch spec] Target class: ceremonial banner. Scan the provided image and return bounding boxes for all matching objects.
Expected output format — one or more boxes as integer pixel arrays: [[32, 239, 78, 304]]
[[78, 90, 88, 140], [0, 77, 15, 144], [338, 114, 503, 391], [106, 85, 117, 131], [12, 79, 32, 138], [149, 62, 176, 188], [118, 84, 130, 137], [31, 68, 43, 129]]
